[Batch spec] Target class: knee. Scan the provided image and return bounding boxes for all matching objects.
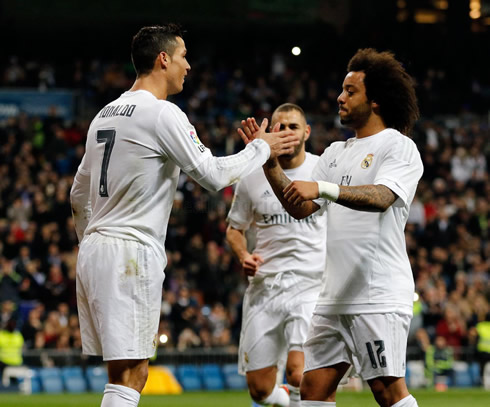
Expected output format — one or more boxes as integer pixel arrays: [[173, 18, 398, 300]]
[[107, 360, 149, 393], [286, 368, 302, 388], [299, 372, 314, 400], [369, 380, 390, 407], [248, 381, 273, 402]]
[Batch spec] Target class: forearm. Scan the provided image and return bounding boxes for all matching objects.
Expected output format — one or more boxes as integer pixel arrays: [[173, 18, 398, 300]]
[[263, 159, 317, 219], [188, 139, 270, 192], [225, 226, 248, 264], [336, 184, 396, 212], [70, 171, 92, 242]]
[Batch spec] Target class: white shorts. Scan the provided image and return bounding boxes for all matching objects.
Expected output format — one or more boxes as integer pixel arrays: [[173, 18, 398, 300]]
[[303, 313, 411, 381], [239, 271, 322, 374], [76, 233, 165, 361]]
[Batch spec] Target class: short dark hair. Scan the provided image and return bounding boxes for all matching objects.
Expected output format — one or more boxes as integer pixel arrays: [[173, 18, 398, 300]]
[[347, 48, 419, 135], [131, 24, 185, 76], [273, 103, 307, 120]]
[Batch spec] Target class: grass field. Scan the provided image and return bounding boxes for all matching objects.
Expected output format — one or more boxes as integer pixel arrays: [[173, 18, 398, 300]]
[[0, 389, 488, 406]]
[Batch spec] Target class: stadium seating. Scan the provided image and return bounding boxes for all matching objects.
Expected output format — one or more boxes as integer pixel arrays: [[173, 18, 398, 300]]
[[221, 363, 247, 390], [200, 364, 225, 391], [406, 360, 426, 389], [164, 364, 176, 377], [22, 368, 42, 394], [176, 364, 202, 391], [483, 362, 490, 390], [451, 361, 472, 387], [38, 367, 64, 393], [61, 366, 88, 393], [85, 366, 108, 393], [468, 362, 481, 386]]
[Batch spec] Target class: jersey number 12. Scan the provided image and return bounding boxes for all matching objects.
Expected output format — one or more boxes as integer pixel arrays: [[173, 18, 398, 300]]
[[366, 340, 387, 369], [96, 129, 116, 197]]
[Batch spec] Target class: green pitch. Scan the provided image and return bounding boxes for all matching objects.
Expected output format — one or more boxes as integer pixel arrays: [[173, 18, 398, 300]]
[[0, 389, 488, 406]]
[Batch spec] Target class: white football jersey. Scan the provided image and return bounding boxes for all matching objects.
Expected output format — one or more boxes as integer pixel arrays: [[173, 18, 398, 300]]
[[74, 90, 269, 262], [227, 152, 327, 276], [312, 128, 423, 315]]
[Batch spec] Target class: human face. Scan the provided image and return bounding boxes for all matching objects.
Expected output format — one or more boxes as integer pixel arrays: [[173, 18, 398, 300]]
[[166, 37, 191, 95], [337, 71, 372, 129], [271, 109, 310, 158]]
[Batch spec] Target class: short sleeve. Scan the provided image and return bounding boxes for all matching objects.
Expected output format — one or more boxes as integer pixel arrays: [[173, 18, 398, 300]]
[[226, 180, 253, 230], [374, 136, 424, 207], [156, 103, 212, 172]]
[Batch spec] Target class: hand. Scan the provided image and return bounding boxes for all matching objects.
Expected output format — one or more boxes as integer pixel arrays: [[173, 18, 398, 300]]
[[238, 117, 300, 159], [283, 181, 319, 205], [242, 252, 264, 277]]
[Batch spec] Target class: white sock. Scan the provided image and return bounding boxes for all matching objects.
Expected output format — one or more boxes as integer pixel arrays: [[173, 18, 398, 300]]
[[391, 394, 418, 407], [101, 383, 140, 407], [287, 384, 301, 407], [301, 402, 335, 406], [260, 384, 290, 406]]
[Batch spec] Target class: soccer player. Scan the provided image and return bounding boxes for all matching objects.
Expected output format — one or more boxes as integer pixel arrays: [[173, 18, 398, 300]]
[[227, 103, 327, 407], [70, 24, 299, 407], [240, 48, 423, 407]]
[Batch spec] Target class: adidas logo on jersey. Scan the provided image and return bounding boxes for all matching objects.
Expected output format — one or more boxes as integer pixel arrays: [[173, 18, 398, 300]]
[[261, 190, 273, 198]]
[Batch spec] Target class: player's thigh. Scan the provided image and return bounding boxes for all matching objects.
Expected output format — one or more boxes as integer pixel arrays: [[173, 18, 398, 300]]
[[239, 287, 286, 373], [284, 295, 317, 349], [348, 313, 411, 381], [240, 318, 286, 373], [303, 314, 353, 374], [78, 234, 165, 360]]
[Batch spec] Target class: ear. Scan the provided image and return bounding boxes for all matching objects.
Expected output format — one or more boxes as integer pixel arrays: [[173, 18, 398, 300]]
[[371, 100, 381, 114], [304, 124, 311, 141], [157, 51, 170, 70]]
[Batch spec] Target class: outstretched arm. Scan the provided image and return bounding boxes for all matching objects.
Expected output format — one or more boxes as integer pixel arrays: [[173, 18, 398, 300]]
[[187, 119, 299, 192]]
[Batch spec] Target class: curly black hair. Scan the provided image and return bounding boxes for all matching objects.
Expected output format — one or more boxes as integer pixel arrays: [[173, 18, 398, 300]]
[[347, 48, 419, 135]]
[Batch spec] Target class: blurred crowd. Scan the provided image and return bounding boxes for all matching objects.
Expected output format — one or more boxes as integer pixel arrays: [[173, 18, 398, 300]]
[[0, 54, 488, 368]]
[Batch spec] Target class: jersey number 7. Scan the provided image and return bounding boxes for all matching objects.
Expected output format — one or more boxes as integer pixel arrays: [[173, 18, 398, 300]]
[[96, 129, 116, 197]]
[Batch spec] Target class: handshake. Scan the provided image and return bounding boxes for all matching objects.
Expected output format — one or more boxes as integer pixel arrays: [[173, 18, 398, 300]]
[[238, 117, 300, 159]]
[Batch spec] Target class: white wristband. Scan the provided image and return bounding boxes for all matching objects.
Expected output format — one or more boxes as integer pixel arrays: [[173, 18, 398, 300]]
[[317, 181, 340, 202]]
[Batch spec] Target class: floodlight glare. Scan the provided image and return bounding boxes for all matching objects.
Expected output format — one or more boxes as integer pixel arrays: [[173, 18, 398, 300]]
[[292, 46, 301, 56]]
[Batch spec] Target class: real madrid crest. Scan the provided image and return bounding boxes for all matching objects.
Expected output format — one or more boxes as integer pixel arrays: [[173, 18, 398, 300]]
[[361, 154, 373, 169]]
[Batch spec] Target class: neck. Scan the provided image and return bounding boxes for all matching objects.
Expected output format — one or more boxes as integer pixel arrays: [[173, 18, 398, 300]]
[[129, 73, 168, 100], [278, 149, 306, 169], [355, 116, 386, 139]]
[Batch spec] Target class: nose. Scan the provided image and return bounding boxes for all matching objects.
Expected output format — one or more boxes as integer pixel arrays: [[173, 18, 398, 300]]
[[337, 92, 345, 105]]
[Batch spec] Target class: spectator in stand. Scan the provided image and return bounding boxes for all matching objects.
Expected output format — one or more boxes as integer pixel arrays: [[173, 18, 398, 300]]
[[0, 317, 24, 378], [435, 304, 467, 359]]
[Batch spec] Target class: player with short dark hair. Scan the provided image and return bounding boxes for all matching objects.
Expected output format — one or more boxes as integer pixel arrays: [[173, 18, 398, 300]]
[[227, 103, 327, 407], [70, 24, 299, 407], [241, 48, 423, 407]]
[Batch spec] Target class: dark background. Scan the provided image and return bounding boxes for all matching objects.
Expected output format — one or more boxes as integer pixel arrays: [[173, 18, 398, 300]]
[[2, 0, 489, 91]]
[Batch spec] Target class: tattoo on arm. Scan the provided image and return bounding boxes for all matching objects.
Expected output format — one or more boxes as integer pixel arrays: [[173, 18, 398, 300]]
[[337, 184, 397, 212]]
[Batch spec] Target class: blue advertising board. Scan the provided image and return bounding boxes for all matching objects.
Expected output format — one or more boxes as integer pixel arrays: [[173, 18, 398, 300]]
[[0, 89, 74, 120]]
